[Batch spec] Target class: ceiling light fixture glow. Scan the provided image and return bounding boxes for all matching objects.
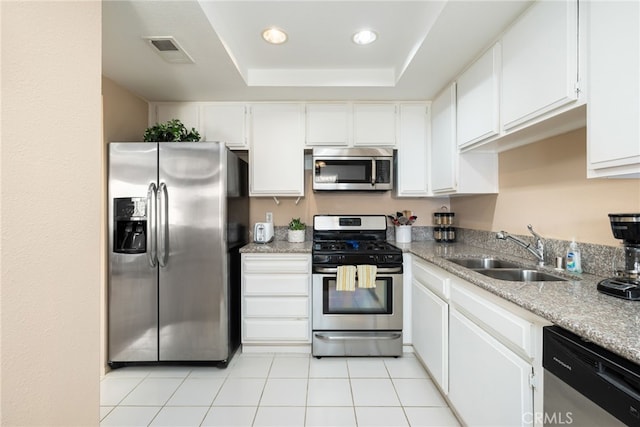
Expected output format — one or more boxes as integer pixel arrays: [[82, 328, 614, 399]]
[[352, 30, 377, 45], [262, 27, 288, 45]]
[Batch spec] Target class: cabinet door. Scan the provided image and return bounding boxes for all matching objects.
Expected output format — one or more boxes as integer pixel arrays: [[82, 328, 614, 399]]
[[154, 103, 199, 132], [249, 104, 305, 196], [243, 319, 310, 342], [587, 1, 640, 178], [305, 103, 350, 146], [201, 104, 247, 148], [430, 84, 457, 193], [353, 104, 397, 147], [449, 309, 533, 427], [501, 0, 578, 131], [412, 280, 448, 393], [395, 104, 430, 197], [457, 44, 500, 148]]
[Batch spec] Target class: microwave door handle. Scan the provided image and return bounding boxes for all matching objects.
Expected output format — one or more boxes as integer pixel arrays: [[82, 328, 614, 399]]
[[371, 159, 377, 186]]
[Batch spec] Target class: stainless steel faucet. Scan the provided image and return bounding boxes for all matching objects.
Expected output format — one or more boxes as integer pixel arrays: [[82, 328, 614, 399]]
[[496, 224, 545, 266]]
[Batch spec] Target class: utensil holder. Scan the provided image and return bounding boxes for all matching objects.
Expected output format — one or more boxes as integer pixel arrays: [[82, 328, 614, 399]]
[[395, 225, 412, 243]]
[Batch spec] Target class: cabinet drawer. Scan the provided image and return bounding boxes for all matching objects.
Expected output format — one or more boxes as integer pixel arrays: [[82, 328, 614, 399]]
[[412, 259, 449, 299], [244, 297, 309, 317], [451, 283, 534, 358], [244, 274, 309, 296], [243, 319, 310, 342], [243, 255, 310, 274]]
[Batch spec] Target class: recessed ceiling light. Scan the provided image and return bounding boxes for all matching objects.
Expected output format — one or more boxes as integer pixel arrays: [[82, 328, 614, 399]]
[[262, 27, 288, 45], [352, 30, 377, 45]]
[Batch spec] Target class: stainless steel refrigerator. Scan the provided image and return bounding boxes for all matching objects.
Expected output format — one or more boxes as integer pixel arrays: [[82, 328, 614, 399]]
[[108, 142, 248, 366]]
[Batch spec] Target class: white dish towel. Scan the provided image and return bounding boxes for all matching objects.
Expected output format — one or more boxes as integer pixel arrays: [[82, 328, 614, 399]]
[[336, 265, 356, 292], [357, 265, 377, 289]]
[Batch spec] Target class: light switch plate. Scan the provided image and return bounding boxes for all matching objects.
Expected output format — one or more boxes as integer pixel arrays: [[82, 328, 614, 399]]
[[266, 212, 273, 223]]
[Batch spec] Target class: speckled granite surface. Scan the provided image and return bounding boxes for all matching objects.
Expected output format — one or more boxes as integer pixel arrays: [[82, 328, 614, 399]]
[[399, 241, 640, 365], [240, 240, 312, 254], [238, 237, 640, 365]]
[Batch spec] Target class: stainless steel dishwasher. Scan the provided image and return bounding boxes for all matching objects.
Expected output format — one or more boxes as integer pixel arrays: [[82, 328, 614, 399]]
[[543, 325, 640, 426]]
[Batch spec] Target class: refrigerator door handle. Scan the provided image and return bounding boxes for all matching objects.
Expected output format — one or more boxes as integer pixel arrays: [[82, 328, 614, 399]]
[[147, 183, 158, 267], [157, 182, 169, 267]]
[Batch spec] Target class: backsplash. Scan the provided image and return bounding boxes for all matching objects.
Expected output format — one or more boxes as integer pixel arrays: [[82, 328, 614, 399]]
[[264, 225, 621, 277], [456, 228, 622, 277]]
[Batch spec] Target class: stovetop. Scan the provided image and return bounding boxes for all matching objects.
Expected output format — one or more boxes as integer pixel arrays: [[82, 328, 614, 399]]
[[312, 239, 403, 267], [312, 214, 403, 267], [313, 240, 400, 253]]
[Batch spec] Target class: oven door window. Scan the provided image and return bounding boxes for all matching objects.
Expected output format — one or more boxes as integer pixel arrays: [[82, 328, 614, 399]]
[[315, 159, 372, 184], [323, 276, 393, 314]]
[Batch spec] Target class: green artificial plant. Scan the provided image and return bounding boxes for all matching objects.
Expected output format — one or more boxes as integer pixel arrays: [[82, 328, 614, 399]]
[[143, 119, 201, 142], [288, 218, 306, 230]]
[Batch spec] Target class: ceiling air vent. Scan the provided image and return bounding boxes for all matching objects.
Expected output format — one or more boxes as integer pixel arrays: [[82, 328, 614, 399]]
[[143, 36, 194, 64]]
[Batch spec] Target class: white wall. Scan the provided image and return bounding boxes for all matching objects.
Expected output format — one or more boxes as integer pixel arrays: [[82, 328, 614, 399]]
[[1, 1, 101, 425]]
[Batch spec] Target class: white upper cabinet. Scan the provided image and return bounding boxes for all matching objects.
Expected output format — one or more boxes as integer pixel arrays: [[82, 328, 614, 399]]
[[248, 104, 305, 197], [305, 103, 350, 146], [153, 103, 199, 132], [456, 43, 500, 148], [200, 104, 247, 149], [587, 1, 640, 178], [353, 103, 397, 147], [395, 103, 430, 197], [431, 83, 498, 195], [431, 83, 457, 193], [501, 0, 580, 132]]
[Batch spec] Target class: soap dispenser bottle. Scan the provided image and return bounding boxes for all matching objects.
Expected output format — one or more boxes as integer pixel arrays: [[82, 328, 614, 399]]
[[566, 238, 582, 273]]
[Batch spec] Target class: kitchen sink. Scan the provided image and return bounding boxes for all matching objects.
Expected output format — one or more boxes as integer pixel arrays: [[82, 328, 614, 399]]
[[447, 257, 522, 269], [475, 268, 568, 282]]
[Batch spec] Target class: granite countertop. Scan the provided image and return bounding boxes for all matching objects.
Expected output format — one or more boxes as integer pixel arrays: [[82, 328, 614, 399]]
[[400, 241, 640, 365], [238, 240, 640, 365], [240, 241, 312, 254]]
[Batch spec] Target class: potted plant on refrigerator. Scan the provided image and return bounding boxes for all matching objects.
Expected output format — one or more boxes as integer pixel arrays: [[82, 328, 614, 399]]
[[287, 218, 306, 243], [143, 119, 201, 142]]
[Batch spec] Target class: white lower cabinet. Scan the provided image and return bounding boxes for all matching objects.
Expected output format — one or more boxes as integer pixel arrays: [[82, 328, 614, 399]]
[[449, 308, 534, 426], [411, 258, 449, 393], [410, 258, 548, 427], [448, 278, 547, 427], [241, 254, 311, 350]]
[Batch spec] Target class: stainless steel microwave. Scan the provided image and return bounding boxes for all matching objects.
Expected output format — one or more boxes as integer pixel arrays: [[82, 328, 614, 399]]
[[312, 148, 394, 191]]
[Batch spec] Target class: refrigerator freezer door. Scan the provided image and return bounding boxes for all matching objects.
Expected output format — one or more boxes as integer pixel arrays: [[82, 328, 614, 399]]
[[158, 143, 228, 361], [108, 143, 159, 362]]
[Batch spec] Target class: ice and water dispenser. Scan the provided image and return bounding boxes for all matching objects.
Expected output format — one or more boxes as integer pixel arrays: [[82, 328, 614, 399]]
[[113, 197, 147, 254]]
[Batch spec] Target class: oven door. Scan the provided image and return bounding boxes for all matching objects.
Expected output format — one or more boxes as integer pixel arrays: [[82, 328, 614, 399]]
[[312, 269, 403, 331]]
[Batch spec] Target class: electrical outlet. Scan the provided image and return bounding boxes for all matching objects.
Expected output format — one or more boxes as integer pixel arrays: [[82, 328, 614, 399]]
[[266, 212, 273, 223]]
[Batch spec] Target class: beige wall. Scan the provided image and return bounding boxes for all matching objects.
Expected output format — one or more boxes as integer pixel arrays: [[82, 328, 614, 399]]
[[250, 169, 449, 228], [450, 128, 640, 246], [102, 76, 149, 143], [1, 1, 101, 425], [101, 77, 148, 374]]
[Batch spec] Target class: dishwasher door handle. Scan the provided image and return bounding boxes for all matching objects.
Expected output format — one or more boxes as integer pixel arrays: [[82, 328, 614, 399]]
[[597, 368, 640, 402]]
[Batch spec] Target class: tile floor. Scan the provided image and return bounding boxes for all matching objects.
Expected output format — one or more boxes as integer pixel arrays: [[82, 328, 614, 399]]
[[100, 352, 460, 427]]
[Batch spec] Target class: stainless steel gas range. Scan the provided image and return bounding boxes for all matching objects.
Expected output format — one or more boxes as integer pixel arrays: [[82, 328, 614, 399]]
[[311, 215, 403, 357]]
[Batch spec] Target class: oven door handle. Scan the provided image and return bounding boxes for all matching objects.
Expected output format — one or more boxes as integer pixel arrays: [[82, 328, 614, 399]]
[[313, 266, 402, 274], [314, 332, 402, 341]]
